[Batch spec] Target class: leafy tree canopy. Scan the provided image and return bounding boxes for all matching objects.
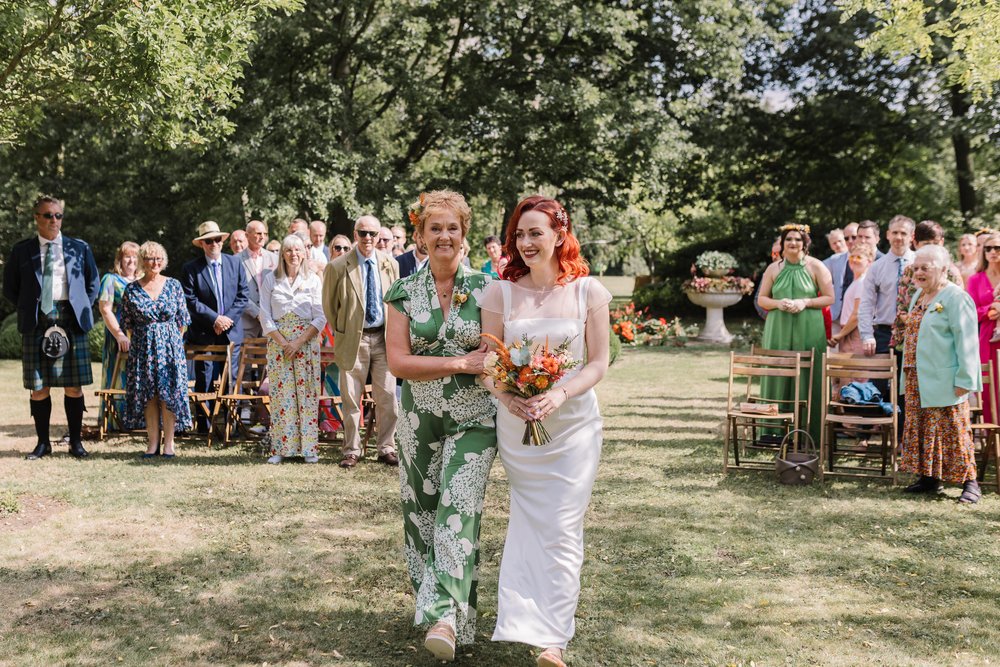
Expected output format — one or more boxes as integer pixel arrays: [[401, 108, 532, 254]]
[[0, 0, 303, 148], [839, 0, 1000, 101]]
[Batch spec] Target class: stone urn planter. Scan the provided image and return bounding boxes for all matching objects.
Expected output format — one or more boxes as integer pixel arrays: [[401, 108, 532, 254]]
[[685, 290, 743, 344]]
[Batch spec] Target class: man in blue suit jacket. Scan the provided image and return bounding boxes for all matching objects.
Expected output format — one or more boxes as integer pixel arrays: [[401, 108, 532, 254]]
[[2, 195, 100, 459], [180, 221, 249, 433]]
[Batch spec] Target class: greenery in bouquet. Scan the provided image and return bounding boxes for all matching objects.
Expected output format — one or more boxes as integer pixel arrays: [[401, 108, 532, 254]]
[[681, 275, 755, 295], [694, 251, 738, 273], [610, 302, 691, 346]]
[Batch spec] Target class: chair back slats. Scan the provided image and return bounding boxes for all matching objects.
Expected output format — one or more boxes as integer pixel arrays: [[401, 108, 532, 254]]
[[233, 337, 268, 393], [818, 351, 898, 483], [723, 351, 803, 473]]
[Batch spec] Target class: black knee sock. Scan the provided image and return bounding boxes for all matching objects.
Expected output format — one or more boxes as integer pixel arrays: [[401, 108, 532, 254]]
[[65, 395, 86, 443], [30, 397, 52, 444]]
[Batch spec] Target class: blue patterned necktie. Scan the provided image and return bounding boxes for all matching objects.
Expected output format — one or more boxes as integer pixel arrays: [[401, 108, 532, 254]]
[[41, 241, 54, 315], [897, 256, 904, 279], [212, 261, 224, 307], [365, 258, 379, 324]]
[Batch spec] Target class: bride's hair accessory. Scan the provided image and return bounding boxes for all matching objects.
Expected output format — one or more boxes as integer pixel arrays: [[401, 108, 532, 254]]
[[779, 223, 810, 234], [554, 208, 569, 229]]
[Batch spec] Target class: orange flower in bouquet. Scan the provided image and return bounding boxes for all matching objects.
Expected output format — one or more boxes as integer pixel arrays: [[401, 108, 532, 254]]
[[481, 333, 580, 445]]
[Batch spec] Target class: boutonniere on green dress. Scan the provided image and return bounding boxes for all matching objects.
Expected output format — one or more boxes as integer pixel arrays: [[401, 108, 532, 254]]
[[453, 288, 469, 307], [932, 302, 944, 313]]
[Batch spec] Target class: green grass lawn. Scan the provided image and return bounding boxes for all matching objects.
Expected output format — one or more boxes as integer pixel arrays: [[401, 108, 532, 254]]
[[1, 348, 998, 666]]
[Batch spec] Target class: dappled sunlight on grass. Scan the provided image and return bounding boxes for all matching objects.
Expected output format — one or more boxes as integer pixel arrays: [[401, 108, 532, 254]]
[[1, 353, 999, 664]]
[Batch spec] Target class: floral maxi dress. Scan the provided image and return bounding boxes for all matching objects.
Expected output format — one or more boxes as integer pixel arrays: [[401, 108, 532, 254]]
[[383, 264, 497, 645], [121, 278, 192, 431], [900, 302, 977, 483]]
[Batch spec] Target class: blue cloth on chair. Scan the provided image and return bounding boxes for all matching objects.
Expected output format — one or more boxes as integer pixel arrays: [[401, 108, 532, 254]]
[[839, 381, 895, 415]]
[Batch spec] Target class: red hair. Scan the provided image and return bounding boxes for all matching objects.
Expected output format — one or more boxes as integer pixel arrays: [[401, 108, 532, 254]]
[[501, 195, 589, 285]]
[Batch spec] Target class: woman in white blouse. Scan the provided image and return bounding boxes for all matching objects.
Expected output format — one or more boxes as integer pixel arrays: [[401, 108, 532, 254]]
[[259, 235, 326, 463]]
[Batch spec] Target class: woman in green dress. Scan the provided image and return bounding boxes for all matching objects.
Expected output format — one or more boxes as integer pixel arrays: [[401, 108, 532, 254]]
[[97, 241, 140, 430], [757, 224, 834, 443], [385, 190, 496, 662]]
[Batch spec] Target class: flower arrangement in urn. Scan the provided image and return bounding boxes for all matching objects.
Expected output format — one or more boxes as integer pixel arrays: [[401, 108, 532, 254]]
[[683, 251, 754, 294], [693, 251, 738, 276]]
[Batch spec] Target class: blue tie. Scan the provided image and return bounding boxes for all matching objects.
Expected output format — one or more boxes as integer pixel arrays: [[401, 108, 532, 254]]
[[212, 261, 224, 307], [365, 258, 379, 325]]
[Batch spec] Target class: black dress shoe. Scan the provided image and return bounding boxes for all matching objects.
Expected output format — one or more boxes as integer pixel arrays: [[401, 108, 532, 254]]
[[69, 441, 89, 458], [26, 441, 52, 460], [904, 475, 942, 494]]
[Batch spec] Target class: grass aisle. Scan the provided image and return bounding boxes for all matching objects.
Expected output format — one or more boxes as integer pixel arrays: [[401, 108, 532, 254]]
[[0, 349, 998, 666]]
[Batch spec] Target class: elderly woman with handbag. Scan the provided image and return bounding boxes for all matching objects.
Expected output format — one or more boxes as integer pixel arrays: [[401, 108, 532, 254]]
[[901, 245, 982, 503]]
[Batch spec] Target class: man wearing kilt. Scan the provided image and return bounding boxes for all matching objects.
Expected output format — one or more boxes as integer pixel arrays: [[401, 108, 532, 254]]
[[2, 195, 100, 459]]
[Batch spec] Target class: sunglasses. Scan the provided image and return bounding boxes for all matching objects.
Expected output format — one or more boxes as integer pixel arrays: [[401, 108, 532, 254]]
[[38, 212, 63, 220], [204, 237, 224, 245], [356, 230, 379, 238], [333, 245, 351, 252], [985, 246, 1000, 253], [376, 238, 392, 244], [844, 235, 857, 241]]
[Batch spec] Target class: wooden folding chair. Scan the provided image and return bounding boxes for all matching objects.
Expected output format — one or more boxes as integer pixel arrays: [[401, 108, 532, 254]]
[[723, 351, 802, 473], [819, 352, 898, 483], [973, 357, 1000, 493], [318, 346, 344, 441], [95, 346, 128, 440], [185, 343, 232, 447], [216, 338, 270, 444], [751, 345, 814, 431]]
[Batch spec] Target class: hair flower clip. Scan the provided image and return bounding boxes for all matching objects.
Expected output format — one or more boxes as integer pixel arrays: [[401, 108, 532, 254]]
[[554, 208, 569, 229], [409, 192, 426, 228]]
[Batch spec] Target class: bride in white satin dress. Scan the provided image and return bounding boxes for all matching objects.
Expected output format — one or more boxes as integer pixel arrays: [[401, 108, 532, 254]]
[[481, 195, 611, 667]]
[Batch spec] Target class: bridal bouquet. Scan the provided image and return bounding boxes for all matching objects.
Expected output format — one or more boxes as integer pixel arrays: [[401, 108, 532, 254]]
[[481, 333, 580, 446]]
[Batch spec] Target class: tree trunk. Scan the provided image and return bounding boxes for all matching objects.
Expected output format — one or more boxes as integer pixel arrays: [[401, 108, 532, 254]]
[[949, 85, 977, 218]]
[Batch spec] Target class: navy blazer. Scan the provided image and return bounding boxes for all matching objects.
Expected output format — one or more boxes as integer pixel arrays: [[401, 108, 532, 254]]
[[2, 235, 100, 334], [396, 249, 418, 278], [180, 254, 249, 343]]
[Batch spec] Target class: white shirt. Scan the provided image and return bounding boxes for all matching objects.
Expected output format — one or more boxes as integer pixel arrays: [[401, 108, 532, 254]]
[[38, 233, 68, 301], [258, 270, 326, 336], [309, 245, 328, 264], [839, 272, 867, 326]]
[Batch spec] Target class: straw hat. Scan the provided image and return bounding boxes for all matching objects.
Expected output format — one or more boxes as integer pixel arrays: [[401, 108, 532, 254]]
[[191, 221, 230, 247]]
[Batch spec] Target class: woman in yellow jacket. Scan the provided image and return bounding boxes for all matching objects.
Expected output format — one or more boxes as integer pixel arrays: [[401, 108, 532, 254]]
[[901, 244, 982, 503]]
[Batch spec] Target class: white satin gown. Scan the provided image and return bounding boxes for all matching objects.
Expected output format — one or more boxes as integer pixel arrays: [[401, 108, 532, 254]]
[[483, 277, 611, 649]]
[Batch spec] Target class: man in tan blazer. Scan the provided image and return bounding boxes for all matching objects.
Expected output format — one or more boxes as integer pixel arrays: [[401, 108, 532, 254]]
[[322, 215, 400, 468]]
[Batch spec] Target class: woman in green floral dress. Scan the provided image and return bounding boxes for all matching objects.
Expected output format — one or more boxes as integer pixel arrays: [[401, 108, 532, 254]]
[[385, 190, 496, 663]]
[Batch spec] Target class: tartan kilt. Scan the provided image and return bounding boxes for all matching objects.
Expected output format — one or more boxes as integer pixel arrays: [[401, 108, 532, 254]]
[[22, 302, 94, 390]]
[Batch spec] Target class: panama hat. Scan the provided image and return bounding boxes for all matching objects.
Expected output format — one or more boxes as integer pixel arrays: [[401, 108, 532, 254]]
[[192, 221, 230, 247]]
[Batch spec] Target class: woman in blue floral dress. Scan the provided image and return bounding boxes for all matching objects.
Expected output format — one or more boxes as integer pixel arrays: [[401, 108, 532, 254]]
[[121, 241, 192, 457], [97, 241, 139, 428], [385, 190, 496, 662]]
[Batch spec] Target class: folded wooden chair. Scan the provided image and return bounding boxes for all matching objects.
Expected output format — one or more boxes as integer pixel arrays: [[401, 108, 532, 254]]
[[819, 352, 898, 483]]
